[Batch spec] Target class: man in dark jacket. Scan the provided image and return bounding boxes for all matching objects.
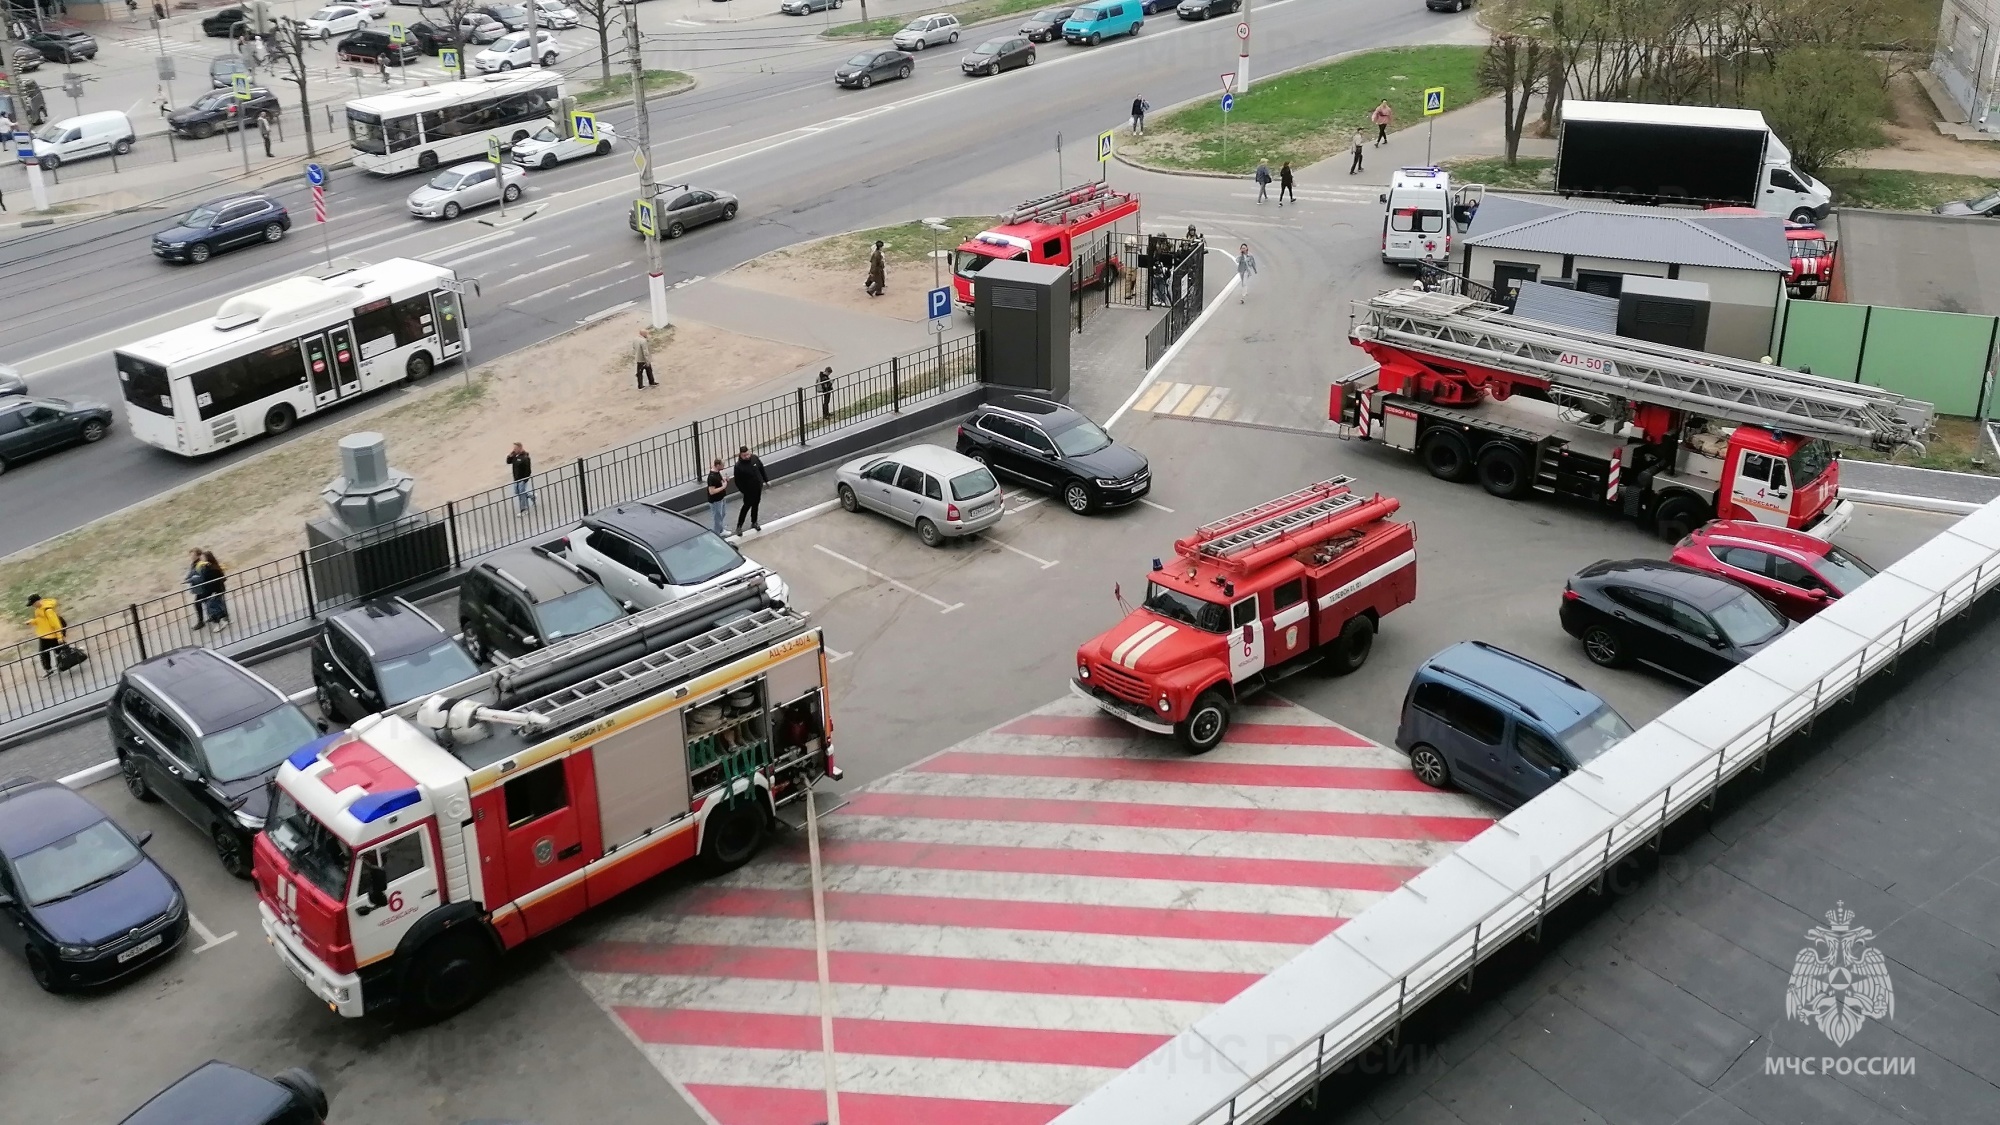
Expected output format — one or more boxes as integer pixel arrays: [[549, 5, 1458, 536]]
[[507, 442, 536, 512], [733, 445, 768, 535]]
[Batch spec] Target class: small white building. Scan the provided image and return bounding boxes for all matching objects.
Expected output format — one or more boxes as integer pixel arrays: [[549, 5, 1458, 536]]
[[1934, 0, 2000, 130]]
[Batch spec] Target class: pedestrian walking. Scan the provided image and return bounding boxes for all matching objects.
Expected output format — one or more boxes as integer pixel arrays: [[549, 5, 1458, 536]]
[[1349, 128, 1367, 175], [193, 550, 229, 628], [1278, 160, 1295, 206], [184, 550, 208, 630], [153, 1, 166, 20], [506, 442, 536, 512], [634, 331, 656, 389], [1130, 95, 1149, 135], [1371, 100, 1393, 145], [126, 0, 138, 19], [256, 111, 272, 157], [864, 240, 886, 298], [0, 114, 8, 211], [733, 446, 768, 535], [28, 594, 65, 676], [1253, 159, 1272, 204], [816, 365, 833, 418], [705, 459, 728, 535], [1235, 243, 1257, 304], [378, 54, 390, 84]]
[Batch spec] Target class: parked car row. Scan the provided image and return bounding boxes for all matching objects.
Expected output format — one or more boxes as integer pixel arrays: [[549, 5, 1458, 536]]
[[842, 1, 1233, 90]]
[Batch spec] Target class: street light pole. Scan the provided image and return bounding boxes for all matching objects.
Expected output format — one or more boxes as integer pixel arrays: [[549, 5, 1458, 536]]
[[924, 217, 949, 379], [622, 0, 669, 328]]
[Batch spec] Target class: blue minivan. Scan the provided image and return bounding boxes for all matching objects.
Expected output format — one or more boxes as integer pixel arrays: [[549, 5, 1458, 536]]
[[1396, 641, 1633, 809], [1062, 1, 1142, 43]]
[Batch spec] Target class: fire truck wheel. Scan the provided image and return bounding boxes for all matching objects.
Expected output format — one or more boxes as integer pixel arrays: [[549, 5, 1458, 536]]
[[701, 798, 769, 873], [1409, 744, 1451, 789], [406, 929, 498, 1021], [1326, 616, 1375, 674], [1175, 691, 1231, 754], [1581, 625, 1626, 668], [213, 826, 253, 879], [1475, 444, 1533, 500], [1653, 494, 1704, 542], [1418, 429, 1474, 483]]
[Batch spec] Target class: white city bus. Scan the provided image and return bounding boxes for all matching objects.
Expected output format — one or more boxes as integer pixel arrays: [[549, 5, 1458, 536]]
[[346, 71, 563, 175], [114, 259, 464, 456]]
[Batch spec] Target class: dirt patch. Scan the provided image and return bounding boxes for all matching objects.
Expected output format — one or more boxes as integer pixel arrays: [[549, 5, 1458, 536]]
[[728, 217, 994, 323], [1848, 70, 2000, 175], [0, 314, 823, 645]]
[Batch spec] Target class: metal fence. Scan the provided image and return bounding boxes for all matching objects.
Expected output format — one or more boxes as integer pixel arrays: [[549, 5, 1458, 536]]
[[0, 334, 980, 726], [1143, 236, 1208, 368]]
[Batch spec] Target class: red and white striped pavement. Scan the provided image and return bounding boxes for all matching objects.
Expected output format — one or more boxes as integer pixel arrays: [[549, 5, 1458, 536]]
[[565, 692, 1494, 1125]]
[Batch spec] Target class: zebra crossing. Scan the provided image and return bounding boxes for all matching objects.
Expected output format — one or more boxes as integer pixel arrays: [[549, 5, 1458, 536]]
[[1127, 380, 1343, 437], [566, 693, 1493, 1125]]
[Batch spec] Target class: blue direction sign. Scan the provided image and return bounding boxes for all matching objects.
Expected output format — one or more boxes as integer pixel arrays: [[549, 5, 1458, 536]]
[[306, 162, 325, 186], [926, 286, 951, 330], [1220, 93, 1234, 113]]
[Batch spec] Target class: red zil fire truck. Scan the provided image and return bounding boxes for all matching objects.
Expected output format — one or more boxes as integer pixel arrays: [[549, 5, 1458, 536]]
[[1331, 288, 1935, 541], [951, 182, 1139, 307], [1072, 477, 1415, 753], [254, 577, 835, 1021]]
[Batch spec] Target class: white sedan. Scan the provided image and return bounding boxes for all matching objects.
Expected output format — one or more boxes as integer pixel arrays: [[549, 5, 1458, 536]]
[[474, 29, 559, 71], [532, 0, 580, 28], [512, 121, 615, 168], [351, 0, 391, 16], [300, 5, 368, 37]]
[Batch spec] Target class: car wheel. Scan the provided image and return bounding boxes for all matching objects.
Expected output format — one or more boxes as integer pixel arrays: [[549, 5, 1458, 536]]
[[664, 221, 685, 239], [701, 796, 769, 874], [192, 121, 217, 139], [1475, 443, 1533, 499], [722, 202, 738, 219], [403, 929, 498, 1024], [263, 222, 286, 243], [81, 419, 107, 443], [1026, 50, 1034, 63], [540, 153, 557, 168], [838, 483, 860, 512], [917, 517, 944, 547], [120, 751, 158, 802], [595, 140, 610, 155], [1131, 19, 1140, 33], [511, 129, 530, 144], [418, 150, 439, 171], [948, 30, 958, 41], [914, 37, 925, 49], [502, 183, 521, 202], [214, 825, 253, 879], [1327, 615, 1375, 674], [314, 681, 336, 720], [1789, 208, 1817, 225], [1175, 690, 1230, 754], [1653, 493, 1705, 542], [1088, 31, 1101, 44], [1581, 624, 1626, 668], [1063, 479, 1094, 514], [898, 64, 911, 79], [406, 350, 434, 381], [264, 403, 296, 435], [858, 74, 872, 88], [1418, 428, 1474, 482], [442, 201, 461, 219], [39, 153, 58, 170], [187, 241, 213, 264], [498, 60, 512, 70], [272, 1072, 330, 1123], [541, 52, 556, 65], [1409, 743, 1451, 789], [26, 948, 60, 993]]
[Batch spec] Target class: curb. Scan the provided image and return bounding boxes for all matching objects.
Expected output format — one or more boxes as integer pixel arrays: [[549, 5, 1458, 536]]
[[1105, 246, 1242, 429], [1840, 488, 1985, 516]]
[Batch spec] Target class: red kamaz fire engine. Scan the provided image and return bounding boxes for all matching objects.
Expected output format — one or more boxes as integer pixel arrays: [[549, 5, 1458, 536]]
[[255, 577, 835, 1021], [1072, 477, 1415, 753], [951, 182, 1139, 307]]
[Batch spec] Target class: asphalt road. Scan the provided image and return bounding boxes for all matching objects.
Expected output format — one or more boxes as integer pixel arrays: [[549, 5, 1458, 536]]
[[0, 0, 1468, 555]]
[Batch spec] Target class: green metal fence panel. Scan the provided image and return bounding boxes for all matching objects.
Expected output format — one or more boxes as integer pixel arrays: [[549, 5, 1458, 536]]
[[1856, 306, 1996, 418], [1777, 300, 1868, 382]]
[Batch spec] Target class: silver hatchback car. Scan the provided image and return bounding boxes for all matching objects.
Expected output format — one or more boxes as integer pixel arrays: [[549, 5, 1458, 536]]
[[407, 161, 524, 220], [836, 444, 1003, 546]]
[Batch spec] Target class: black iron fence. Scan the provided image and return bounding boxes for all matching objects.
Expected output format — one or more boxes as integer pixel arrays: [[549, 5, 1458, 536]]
[[1143, 236, 1208, 368], [1, 334, 980, 726]]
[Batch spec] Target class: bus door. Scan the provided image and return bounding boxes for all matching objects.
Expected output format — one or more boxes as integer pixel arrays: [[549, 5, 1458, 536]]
[[303, 329, 362, 406], [432, 290, 464, 361], [328, 326, 361, 396], [304, 335, 339, 406]]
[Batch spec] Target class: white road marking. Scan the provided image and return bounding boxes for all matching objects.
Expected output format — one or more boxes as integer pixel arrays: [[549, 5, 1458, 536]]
[[580, 300, 635, 324], [980, 534, 1058, 569], [1138, 498, 1175, 513], [1002, 492, 1046, 512], [670, 274, 706, 289], [567, 279, 632, 304], [533, 243, 579, 259], [1105, 247, 1242, 430], [189, 913, 237, 953], [812, 544, 963, 613], [439, 236, 534, 267], [495, 253, 591, 288], [826, 649, 853, 663], [516, 261, 635, 303]]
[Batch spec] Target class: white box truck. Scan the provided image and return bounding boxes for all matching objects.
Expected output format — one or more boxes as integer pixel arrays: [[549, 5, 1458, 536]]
[[1553, 101, 1832, 224]]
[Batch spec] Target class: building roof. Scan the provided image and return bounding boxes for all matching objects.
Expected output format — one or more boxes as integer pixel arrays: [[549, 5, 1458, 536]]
[[1465, 194, 1788, 273]]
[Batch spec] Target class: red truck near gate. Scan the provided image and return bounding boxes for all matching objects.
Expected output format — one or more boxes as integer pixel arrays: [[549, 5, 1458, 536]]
[[1072, 477, 1415, 752], [952, 182, 1138, 307]]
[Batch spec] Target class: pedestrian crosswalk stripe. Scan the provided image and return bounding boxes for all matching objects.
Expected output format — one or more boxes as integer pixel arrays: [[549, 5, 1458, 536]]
[[1140, 381, 1238, 421]]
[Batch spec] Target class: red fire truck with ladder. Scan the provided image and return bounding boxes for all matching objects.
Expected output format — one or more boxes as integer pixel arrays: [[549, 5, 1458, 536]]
[[1330, 288, 1936, 541], [1073, 477, 1415, 753], [254, 575, 836, 1021], [951, 182, 1139, 308]]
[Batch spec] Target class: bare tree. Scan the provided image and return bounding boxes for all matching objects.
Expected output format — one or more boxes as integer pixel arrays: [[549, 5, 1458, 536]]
[[265, 16, 319, 158], [1480, 0, 1549, 165], [572, 0, 620, 85]]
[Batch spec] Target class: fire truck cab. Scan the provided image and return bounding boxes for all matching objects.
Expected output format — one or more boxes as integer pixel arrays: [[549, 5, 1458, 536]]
[[952, 182, 1139, 307], [255, 577, 834, 1022], [1072, 477, 1415, 752]]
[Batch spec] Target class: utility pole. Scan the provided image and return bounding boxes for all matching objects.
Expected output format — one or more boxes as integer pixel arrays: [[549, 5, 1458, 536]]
[[528, 0, 539, 67], [1236, 0, 1252, 95], [623, 0, 668, 328], [1, 13, 51, 210]]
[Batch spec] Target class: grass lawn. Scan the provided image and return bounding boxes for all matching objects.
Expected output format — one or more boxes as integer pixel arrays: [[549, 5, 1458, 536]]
[[826, 0, 1047, 38], [1821, 167, 2000, 212], [575, 70, 693, 109], [1127, 45, 1483, 174], [1843, 415, 1997, 476], [803, 217, 997, 270], [1442, 156, 1552, 190]]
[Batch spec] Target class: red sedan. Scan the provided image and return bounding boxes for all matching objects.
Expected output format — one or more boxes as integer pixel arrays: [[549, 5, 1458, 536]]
[[1669, 520, 1877, 621]]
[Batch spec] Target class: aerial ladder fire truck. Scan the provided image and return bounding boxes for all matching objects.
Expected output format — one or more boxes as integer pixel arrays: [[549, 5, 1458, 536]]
[[1330, 288, 1937, 540], [1074, 477, 1415, 753], [951, 182, 1140, 308], [254, 575, 836, 1022]]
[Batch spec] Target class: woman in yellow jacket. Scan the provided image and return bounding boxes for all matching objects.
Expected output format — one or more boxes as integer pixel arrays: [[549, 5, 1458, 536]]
[[28, 593, 65, 677]]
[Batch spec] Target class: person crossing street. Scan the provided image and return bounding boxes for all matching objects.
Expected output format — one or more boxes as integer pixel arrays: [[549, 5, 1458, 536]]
[[1278, 160, 1295, 205], [1235, 243, 1257, 304], [1253, 159, 1272, 204]]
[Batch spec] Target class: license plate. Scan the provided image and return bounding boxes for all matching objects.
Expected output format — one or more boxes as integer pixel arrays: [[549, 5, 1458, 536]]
[[117, 934, 163, 963]]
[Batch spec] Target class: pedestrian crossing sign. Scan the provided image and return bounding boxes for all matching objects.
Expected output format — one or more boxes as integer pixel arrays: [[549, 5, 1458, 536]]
[[487, 136, 501, 163], [232, 73, 252, 100], [634, 198, 656, 237], [1424, 87, 1445, 116], [388, 21, 406, 44], [1097, 129, 1114, 164], [571, 111, 597, 142], [440, 47, 460, 75]]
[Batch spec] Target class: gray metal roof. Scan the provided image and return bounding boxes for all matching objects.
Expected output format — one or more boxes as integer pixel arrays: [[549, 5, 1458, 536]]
[[1512, 281, 1620, 335], [1465, 194, 1787, 273]]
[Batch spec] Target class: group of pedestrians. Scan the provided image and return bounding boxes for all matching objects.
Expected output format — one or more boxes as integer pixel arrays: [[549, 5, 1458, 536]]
[[706, 447, 769, 538], [1252, 159, 1296, 205], [185, 550, 230, 630]]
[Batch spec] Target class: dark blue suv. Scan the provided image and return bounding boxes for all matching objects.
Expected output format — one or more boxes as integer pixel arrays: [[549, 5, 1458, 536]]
[[152, 192, 290, 265], [1397, 641, 1633, 809]]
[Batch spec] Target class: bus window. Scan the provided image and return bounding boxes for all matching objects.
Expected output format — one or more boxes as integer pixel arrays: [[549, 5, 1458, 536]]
[[116, 353, 173, 416], [391, 296, 436, 347], [348, 111, 387, 155], [191, 342, 307, 420]]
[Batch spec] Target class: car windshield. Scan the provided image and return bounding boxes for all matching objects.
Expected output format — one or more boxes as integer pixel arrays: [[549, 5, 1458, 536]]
[[428, 169, 470, 189], [194, 92, 230, 110], [535, 584, 625, 640], [529, 125, 559, 142], [1052, 420, 1112, 457], [1791, 237, 1829, 255], [266, 788, 351, 900], [1972, 190, 2000, 210], [1034, 8, 1068, 19], [846, 52, 877, 65], [1558, 705, 1633, 765], [1710, 591, 1786, 647], [950, 467, 998, 500], [901, 19, 928, 30], [201, 705, 319, 783], [657, 532, 745, 586], [1072, 6, 1102, 17], [310, 8, 342, 19], [956, 249, 1022, 277], [495, 32, 525, 48], [31, 122, 63, 143], [13, 819, 143, 906], [975, 41, 1001, 53], [1143, 581, 1229, 632], [182, 205, 222, 228], [1789, 439, 1836, 486], [376, 639, 481, 707], [1816, 544, 1877, 593]]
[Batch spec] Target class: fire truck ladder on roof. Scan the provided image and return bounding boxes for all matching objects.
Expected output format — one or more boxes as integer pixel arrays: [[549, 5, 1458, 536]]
[[1353, 289, 1933, 452], [1186, 477, 1373, 563], [1002, 182, 1121, 225], [490, 573, 771, 693], [507, 605, 809, 732]]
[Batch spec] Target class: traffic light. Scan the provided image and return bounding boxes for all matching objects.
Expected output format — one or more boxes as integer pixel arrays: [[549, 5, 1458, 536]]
[[250, 0, 273, 35]]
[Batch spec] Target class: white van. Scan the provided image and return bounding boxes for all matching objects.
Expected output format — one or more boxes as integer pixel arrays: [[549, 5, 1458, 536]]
[[1380, 166, 1452, 267], [27, 110, 136, 170]]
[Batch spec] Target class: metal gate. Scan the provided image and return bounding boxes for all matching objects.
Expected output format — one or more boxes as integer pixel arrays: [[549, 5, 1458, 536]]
[[1143, 235, 1207, 367]]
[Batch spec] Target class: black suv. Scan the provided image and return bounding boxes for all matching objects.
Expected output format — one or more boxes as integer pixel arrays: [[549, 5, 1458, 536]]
[[168, 87, 280, 138], [24, 29, 96, 63], [152, 192, 290, 264], [337, 28, 421, 65], [201, 6, 251, 36], [108, 648, 322, 877], [120, 1062, 328, 1125], [404, 19, 453, 54], [0, 395, 113, 474], [458, 545, 626, 663], [311, 597, 479, 723], [957, 395, 1150, 513]]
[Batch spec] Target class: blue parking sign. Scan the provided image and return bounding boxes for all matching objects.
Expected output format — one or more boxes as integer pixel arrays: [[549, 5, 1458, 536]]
[[926, 287, 951, 321]]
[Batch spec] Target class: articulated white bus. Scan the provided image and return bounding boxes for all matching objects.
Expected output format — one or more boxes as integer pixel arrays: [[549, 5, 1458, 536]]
[[346, 72, 563, 175], [114, 259, 463, 456]]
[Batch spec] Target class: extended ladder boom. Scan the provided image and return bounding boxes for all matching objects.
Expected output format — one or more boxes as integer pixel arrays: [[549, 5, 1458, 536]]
[[1353, 289, 1933, 452]]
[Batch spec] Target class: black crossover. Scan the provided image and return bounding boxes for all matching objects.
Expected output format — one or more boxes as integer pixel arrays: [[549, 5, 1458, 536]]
[[1560, 558, 1790, 685], [956, 394, 1150, 513]]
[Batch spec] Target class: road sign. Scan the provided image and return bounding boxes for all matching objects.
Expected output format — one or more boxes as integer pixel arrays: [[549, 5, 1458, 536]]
[[634, 198, 657, 237], [440, 47, 460, 74], [1236, 21, 1249, 38], [925, 286, 951, 331], [156, 55, 176, 81], [306, 162, 325, 186], [487, 136, 502, 163], [570, 111, 597, 141], [14, 130, 31, 161], [1097, 129, 1114, 163], [313, 184, 326, 223], [233, 73, 253, 100], [1220, 72, 1236, 93], [1424, 87, 1445, 116], [388, 21, 406, 43], [1221, 93, 1234, 113]]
